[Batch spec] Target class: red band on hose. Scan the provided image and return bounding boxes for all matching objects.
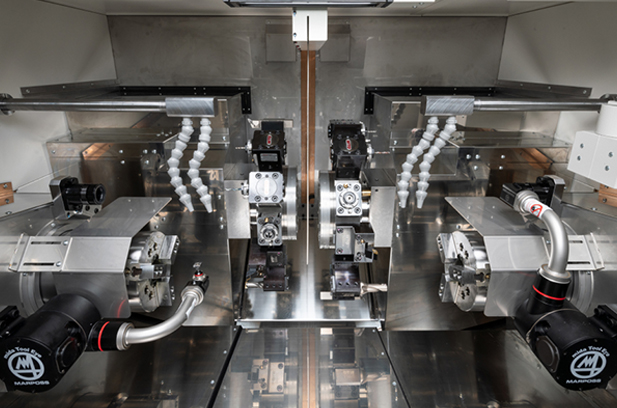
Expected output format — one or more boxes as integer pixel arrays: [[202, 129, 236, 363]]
[[98, 321, 110, 352], [533, 285, 565, 301]]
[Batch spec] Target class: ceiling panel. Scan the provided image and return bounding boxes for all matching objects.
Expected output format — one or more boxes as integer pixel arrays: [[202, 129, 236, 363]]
[[41, 0, 568, 16]]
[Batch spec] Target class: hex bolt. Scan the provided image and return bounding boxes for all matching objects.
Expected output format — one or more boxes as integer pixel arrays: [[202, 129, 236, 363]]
[[255, 173, 262, 179]]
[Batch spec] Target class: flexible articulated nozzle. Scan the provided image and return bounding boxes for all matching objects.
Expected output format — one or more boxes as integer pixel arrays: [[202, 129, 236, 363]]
[[167, 118, 194, 212], [187, 118, 213, 212], [397, 116, 439, 208], [416, 116, 457, 209]]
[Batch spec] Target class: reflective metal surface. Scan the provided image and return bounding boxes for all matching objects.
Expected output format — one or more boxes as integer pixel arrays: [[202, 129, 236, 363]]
[[70, 197, 170, 237], [382, 329, 617, 407], [0, 327, 235, 408], [238, 220, 380, 327], [213, 327, 406, 408]]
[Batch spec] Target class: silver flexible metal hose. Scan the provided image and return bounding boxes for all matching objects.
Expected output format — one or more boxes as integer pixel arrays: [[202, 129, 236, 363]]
[[515, 190, 570, 282], [121, 288, 202, 347], [542, 209, 569, 275]]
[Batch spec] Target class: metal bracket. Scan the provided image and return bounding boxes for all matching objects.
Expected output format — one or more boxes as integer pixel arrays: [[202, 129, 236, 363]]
[[9, 235, 132, 273], [363, 86, 494, 114], [567, 234, 604, 272]]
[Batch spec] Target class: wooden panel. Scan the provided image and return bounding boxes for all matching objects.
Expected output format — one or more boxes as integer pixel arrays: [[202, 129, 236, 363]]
[[599, 184, 617, 207], [0, 182, 13, 206]]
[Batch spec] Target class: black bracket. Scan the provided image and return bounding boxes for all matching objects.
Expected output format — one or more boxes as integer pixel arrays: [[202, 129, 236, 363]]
[[118, 86, 252, 114], [363, 86, 495, 114]]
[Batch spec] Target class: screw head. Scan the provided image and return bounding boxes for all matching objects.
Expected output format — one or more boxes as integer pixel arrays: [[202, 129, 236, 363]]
[[210, 380, 215, 385], [606, 166, 610, 171], [119, 149, 124, 154], [4, 199, 8, 204], [121, 160, 126, 165], [272, 196, 278, 202], [473, 165, 478, 171], [337, 207, 344, 214], [255, 196, 261, 202], [55, 261, 61, 267], [354, 207, 361, 214], [500, 155, 506, 159], [2, 184, 7, 189], [577, 156, 581, 161], [610, 152, 614, 158], [580, 143, 585, 148], [465, 154, 471, 160], [336, 248, 343, 254], [256, 173, 262, 179], [143, 149, 148, 154], [272, 173, 279, 179], [475, 154, 481, 160]]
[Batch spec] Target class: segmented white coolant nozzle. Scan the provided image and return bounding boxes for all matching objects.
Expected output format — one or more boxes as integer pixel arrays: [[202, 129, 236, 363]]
[[167, 118, 194, 212], [397, 116, 439, 208], [188, 118, 213, 213], [415, 116, 457, 209]]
